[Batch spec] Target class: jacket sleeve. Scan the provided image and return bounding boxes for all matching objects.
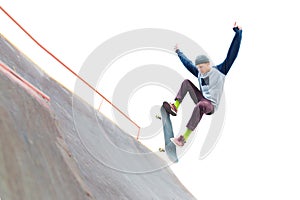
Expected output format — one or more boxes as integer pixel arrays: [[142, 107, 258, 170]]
[[216, 27, 242, 75], [176, 49, 199, 77]]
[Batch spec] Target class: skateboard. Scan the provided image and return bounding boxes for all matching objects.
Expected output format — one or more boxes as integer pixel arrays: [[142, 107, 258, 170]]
[[160, 103, 178, 163]]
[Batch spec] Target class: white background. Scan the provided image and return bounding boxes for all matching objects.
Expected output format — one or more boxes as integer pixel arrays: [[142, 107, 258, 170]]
[[1, 1, 300, 199]]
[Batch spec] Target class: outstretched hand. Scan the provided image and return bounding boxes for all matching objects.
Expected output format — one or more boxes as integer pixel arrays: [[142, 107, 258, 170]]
[[174, 44, 179, 52], [234, 22, 242, 30]]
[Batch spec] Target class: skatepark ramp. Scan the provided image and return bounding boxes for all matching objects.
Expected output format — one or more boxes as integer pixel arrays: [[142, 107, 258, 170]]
[[0, 31, 196, 200]]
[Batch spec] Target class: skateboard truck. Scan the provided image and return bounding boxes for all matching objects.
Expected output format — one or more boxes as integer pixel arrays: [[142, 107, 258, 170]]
[[155, 114, 161, 120]]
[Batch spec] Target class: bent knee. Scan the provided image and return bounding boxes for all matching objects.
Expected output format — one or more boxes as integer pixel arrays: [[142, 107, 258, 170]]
[[196, 101, 213, 113], [182, 79, 192, 85], [196, 101, 207, 108]]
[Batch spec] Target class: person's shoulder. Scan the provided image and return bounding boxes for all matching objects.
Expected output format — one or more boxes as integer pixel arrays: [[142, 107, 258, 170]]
[[211, 66, 220, 73], [211, 67, 225, 77]]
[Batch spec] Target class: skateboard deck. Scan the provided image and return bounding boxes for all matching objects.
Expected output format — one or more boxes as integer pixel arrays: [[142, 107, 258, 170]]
[[160, 104, 178, 163]]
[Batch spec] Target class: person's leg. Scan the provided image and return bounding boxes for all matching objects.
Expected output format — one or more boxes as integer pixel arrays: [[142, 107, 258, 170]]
[[163, 79, 202, 116], [172, 100, 214, 147], [186, 100, 214, 131], [176, 79, 210, 140], [175, 79, 203, 105]]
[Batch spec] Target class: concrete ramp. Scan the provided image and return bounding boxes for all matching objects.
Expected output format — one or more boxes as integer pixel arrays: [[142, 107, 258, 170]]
[[0, 34, 196, 200]]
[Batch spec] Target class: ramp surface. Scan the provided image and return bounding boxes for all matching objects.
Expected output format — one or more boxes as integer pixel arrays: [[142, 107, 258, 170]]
[[0, 34, 196, 200]]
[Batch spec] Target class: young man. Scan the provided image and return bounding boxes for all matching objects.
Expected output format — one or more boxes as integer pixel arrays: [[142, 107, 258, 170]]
[[163, 22, 242, 147]]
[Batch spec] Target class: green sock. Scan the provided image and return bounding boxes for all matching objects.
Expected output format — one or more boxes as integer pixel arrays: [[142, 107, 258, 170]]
[[183, 129, 192, 141], [174, 99, 180, 109]]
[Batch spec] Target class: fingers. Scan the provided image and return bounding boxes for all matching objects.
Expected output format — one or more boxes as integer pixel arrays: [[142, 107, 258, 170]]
[[234, 22, 242, 30]]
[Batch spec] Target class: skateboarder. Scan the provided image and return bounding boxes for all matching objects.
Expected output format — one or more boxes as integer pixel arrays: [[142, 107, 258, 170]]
[[163, 22, 242, 147]]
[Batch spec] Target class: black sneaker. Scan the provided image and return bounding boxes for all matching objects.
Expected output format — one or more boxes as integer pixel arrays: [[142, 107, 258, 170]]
[[163, 101, 177, 116]]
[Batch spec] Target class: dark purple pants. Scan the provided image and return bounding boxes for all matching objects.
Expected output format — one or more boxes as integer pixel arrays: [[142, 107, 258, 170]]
[[175, 79, 214, 131]]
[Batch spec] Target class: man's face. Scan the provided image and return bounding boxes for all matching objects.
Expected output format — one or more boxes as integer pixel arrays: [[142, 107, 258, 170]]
[[196, 63, 211, 74]]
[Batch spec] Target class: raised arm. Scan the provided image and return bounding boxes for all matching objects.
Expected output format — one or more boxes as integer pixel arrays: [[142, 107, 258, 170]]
[[175, 44, 199, 77], [216, 23, 243, 75]]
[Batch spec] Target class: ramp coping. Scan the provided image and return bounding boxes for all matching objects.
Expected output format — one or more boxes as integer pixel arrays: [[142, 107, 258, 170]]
[[0, 62, 50, 102]]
